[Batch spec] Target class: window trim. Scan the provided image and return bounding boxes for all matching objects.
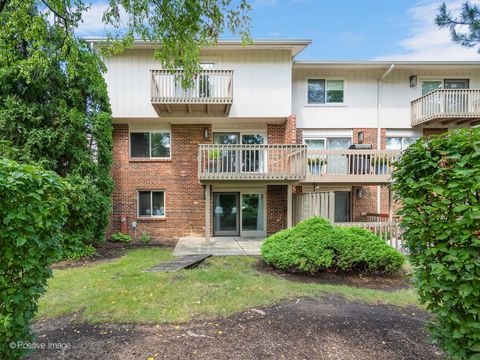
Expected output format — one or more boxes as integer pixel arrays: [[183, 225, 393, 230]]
[[129, 131, 172, 160], [303, 136, 352, 149], [305, 77, 346, 106], [418, 76, 471, 97], [137, 190, 166, 218]]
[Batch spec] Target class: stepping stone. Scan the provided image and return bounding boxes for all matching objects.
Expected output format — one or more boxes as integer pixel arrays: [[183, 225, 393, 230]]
[[147, 254, 212, 272]]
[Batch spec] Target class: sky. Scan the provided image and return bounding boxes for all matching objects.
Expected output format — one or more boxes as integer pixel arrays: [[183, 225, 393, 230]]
[[78, 0, 480, 61]]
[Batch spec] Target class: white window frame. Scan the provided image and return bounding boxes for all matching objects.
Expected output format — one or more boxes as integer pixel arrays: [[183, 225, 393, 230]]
[[303, 136, 352, 149], [305, 77, 346, 106], [418, 76, 471, 97], [137, 190, 166, 218], [129, 131, 172, 160]]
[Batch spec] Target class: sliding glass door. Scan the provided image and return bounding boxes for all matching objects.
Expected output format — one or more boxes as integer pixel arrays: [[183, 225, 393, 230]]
[[213, 193, 239, 236], [241, 193, 264, 235]]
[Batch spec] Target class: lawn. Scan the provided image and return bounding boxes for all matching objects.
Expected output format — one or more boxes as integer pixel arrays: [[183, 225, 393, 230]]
[[37, 248, 419, 324]]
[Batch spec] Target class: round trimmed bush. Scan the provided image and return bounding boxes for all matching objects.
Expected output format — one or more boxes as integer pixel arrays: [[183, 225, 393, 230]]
[[261, 217, 404, 275]]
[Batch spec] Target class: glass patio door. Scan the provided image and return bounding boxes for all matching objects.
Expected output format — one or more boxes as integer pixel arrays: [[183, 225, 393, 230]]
[[241, 134, 265, 173], [241, 193, 264, 234], [334, 191, 351, 222], [327, 138, 351, 174], [213, 133, 239, 173], [213, 193, 239, 236]]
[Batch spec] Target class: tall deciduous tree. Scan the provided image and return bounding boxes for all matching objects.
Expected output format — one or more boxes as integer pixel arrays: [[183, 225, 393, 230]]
[[436, 1, 480, 51], [0, 0, 250, 253]]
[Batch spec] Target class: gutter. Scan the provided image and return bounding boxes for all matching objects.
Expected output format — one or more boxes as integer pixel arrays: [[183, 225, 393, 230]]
[[376, 64, 394, 212]]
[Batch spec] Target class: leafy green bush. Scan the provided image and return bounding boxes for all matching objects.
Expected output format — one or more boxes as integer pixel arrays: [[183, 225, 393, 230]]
[[110, 233, 132, 243], [261, 217, 404, 275], [60, 244, 96, 261], [0, 158, 68, 359], [140, 231, 151, 244], [393, 128, 480, 359]]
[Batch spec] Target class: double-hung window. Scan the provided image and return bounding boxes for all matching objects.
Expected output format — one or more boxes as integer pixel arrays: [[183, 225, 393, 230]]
[[130, 132, 171, 159], [138, 190, 165, 217], [307, 79, 344, 104]]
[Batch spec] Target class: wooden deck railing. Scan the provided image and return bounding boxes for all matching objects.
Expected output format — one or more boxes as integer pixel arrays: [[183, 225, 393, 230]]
[[411, 89, 480, 126], [198, 144, 307, 181], [150, 69, 233, 103], [304, 149, 401, 184], [337, 221, 405, 253]]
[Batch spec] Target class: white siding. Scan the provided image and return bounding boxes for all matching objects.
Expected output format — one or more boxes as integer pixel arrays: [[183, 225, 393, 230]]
[[293, 68, 480, 130], [103, 49, 292, 119]]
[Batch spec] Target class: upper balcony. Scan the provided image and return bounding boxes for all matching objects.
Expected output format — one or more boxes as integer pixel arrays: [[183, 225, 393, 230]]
[[411, 89, 480, 127], [198, 144, 307, 181], [150, 70, 233, 117], [303, 149, 401, 185]]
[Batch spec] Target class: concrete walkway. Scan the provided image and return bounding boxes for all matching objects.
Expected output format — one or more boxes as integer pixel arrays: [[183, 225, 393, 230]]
[[173, 236, 265, 256]]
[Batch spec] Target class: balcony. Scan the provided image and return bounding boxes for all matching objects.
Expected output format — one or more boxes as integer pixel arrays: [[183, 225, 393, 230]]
[[150, 70, 233, 117], [303, 149, 401, 185], [198, 144, 307, 181], [411, 89, 480, 127]]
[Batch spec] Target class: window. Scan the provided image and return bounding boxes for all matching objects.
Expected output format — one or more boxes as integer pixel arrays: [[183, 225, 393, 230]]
[[130, 132, 171, 158], [386, 137, 419, 151], [307, 79, 344, 104], [422, 79, 469, 96], [138, 191, 165, 217]]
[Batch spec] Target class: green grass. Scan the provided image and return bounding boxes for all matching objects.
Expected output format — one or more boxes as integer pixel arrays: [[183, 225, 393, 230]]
[[37, 248, 419, 324]]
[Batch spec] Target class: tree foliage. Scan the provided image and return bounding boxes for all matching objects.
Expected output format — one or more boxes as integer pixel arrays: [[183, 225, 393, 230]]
[[0, 1, 114, 253], [392, 129, 480, 359], [436, 1, 480, 51], [0, 159, 68, 359]]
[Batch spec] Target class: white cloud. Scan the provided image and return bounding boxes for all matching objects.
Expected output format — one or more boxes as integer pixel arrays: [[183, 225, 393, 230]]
[[76, 2, 109, 37], [374, 0, 479, 61]]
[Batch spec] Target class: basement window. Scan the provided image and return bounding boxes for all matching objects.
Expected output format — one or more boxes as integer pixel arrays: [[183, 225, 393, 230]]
[[130, 132, 171, 159], [138, 190, 165, 217]]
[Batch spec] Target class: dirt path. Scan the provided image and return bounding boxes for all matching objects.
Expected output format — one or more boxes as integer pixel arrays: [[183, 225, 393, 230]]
[[28, 297, 443, 360]]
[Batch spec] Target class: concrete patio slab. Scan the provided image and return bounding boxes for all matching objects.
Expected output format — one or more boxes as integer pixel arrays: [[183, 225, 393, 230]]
[[173, 236, 264, 256]]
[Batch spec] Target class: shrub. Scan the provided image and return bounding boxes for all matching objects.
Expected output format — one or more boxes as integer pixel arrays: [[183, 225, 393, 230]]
[[0, 159, 68, 359], [110, 233, 132, 243], [60, 244, 96, 261], [140, 231, 151, 244], [261, 217, 404, 275], [392, 128, 480, 358]]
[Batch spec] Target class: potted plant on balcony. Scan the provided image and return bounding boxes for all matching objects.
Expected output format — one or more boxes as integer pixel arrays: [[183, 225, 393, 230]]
[[307, 157, 328, 175], [208, 149, 222, 172]]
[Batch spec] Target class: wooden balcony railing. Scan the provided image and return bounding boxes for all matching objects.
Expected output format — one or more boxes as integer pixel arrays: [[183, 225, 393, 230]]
[[198, 144, 307, 181], [304, 149, 401, 184], [150, 70, 233, 104], [411, 89, 480, 127]]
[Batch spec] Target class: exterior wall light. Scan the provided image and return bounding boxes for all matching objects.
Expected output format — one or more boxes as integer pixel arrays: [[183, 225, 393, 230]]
[[357, 131, 364, 144], [204, 127, 209, 139], [409, 75, 417, 88], [356, 187, 364, 199]]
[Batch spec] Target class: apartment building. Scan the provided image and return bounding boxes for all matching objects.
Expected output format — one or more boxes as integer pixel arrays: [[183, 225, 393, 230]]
[[93, 39, 480, 244]]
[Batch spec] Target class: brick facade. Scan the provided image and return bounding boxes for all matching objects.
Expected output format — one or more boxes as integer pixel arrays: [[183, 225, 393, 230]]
[[266, 185, 287, 235], [110, 123, 211, 244], [110, 115, 296, 244]]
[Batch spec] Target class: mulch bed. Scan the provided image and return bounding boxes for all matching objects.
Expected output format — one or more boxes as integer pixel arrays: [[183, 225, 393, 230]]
[[27, 297, 443, 360], [51, 243, 172, 270], [255, 260, 412, 292]]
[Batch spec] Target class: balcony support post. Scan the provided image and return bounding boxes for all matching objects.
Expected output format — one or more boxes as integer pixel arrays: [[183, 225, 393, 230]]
[[287, 183, 293, 228], [388, 186, 394, 222], [205, 183, 211, 244]]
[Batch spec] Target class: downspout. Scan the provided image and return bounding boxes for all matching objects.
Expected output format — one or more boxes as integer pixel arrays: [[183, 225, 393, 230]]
[[376, 64, 395, 213]]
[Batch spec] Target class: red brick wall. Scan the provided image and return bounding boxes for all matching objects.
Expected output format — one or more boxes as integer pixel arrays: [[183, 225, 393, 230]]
[[110, 124, 211, 244], [267, 114, 298, 145], [423, 128, 447, 137], [267, 185, 287, 235]]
